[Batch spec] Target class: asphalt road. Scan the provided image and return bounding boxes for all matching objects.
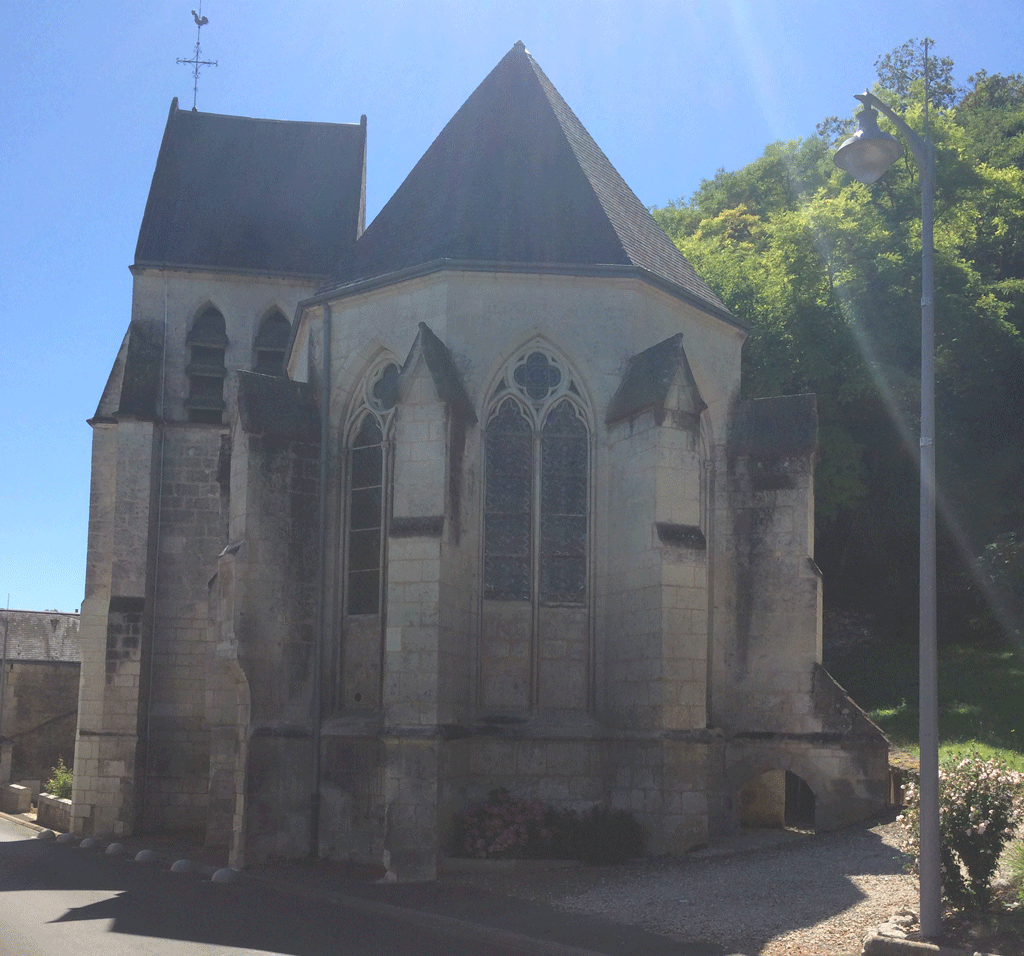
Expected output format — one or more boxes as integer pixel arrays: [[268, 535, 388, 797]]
[[0, 817, 540, 956]]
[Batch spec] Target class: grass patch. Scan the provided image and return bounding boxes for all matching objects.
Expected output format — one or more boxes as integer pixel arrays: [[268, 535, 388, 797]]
[[825, 638, 1024, 762]]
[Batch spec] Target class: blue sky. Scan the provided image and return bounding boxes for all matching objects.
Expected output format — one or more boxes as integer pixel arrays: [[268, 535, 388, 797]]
[[2, 0, 1021, 613]]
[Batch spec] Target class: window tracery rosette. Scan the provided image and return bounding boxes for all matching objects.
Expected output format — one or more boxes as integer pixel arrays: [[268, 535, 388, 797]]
[[484, 348, 589, 606]]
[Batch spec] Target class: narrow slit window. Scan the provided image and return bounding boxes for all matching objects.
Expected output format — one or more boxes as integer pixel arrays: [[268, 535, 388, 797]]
[[347, 415, 384, 615], [254, 311, 290, 376], [186, 307, 227, 424]]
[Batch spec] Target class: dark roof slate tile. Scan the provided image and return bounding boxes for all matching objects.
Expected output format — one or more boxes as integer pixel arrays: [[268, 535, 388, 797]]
[[135, 100, 366, 277], [1, 610, 81, 663], [322, 43, 729, 319], [237, 372, 321, 442], [729, 394, 819, 457]]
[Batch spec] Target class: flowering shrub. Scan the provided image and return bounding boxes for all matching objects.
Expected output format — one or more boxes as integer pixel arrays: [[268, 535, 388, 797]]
[[455, 789, 553, 859], [453, 791, 648, 863], [898, 752, 1024, 908]]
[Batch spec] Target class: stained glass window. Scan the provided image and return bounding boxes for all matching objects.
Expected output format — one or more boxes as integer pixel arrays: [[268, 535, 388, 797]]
[[347, 415, 384, 614], [484, 398, 533, 600], [540, 401, 588, 603], [513, 351, 561, 402], [484, 386, 588, 606]]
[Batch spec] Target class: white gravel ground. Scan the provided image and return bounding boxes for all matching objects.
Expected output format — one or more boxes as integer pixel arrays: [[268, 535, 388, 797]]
[[448, 818, 920, 955]]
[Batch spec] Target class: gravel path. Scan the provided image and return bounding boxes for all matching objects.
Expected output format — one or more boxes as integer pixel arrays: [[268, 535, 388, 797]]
[[447, 817, 919, 955]]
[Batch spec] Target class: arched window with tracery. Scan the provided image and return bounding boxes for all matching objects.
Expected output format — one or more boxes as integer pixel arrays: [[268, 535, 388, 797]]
[[481, 347, 590, 716], [339, 360, 399, 710], [186, 306, 227, 424]]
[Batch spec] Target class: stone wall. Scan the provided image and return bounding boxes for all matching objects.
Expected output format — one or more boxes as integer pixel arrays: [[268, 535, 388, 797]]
[[0, 660, 79, 783], [214, 374, 322, 865]]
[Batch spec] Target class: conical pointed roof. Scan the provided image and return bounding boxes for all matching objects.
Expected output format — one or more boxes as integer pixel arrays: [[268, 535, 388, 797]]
[[323, 42, 729, 318]]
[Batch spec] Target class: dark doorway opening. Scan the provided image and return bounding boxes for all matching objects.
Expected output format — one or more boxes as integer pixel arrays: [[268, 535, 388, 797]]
[[785, 770, 815, 828]]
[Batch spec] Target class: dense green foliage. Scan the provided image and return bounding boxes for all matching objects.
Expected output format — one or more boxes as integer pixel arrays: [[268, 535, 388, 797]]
[[654, 41, 1024, 641], [44, 757, 73, 800]]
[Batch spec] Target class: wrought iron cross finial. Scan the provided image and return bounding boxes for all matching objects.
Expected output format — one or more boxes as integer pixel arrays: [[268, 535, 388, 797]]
[[176, 3, 218, 111]]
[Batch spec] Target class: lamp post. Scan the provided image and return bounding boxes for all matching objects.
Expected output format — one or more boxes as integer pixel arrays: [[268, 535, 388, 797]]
[[834, 93, 939, 938]]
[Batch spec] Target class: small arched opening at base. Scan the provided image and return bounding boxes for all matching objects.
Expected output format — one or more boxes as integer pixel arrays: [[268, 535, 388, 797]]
[[738, 769, 816, 830], [785, 770, 816, 828]]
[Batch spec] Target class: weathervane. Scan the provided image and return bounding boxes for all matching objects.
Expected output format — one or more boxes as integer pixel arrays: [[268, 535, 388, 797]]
[[176, 4, 218, 111]]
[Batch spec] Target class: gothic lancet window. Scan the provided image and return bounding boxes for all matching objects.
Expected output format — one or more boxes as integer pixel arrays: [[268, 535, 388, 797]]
[[484, 350, 589, 606], [344, 361, 399, 616], [186, 307, 228, 424], [253, 309, 290, 376]]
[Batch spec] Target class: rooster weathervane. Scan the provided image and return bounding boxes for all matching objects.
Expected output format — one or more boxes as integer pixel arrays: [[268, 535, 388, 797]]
[[176, 4, 218, 111]]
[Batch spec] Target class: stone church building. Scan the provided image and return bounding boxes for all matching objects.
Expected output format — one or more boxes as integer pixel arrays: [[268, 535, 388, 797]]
[[74, 42, 888, 877]]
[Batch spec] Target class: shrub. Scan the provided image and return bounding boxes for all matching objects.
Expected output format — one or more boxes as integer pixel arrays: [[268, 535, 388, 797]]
[[576, 805, 648, 864], [44, 757, 73, 800], [452, 792, 647, 863], [898, 751, 1024, 909], [454, 789, 552, 859]]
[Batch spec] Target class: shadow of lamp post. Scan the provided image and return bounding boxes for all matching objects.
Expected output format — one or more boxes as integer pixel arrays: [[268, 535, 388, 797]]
[[833, 92, 939, 938]]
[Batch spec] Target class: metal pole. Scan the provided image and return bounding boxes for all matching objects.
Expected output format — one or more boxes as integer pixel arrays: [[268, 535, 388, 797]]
[[0, 599, 10, 740], [917, 138, 940, 939], [850, 92, 940, 937]]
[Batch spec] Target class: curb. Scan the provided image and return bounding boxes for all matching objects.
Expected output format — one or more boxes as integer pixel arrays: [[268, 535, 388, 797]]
[[0, 810, 47, 834]]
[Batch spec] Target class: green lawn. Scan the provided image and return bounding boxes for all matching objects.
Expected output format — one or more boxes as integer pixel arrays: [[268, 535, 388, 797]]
[[825, 637, 1024, 771]]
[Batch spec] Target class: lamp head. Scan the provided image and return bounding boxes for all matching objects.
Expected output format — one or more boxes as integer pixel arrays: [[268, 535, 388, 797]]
[[833, 105, 903, 184]]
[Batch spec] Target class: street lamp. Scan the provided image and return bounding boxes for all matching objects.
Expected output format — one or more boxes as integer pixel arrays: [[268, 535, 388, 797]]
[[834, 93, 940, 938]]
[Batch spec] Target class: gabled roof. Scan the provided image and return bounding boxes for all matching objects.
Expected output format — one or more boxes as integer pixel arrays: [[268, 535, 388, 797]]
[[399, 323, 477, 424], [606, 333, 707, 426], [135, 99, 366, 277], [321, 42, 730, 319], [91, 320, 163, 424]]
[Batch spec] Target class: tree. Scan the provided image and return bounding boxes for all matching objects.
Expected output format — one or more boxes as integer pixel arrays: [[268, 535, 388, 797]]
[[653, 42, 1024, 641]]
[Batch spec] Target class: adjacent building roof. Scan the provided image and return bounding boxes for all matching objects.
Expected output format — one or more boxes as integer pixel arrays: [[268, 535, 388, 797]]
[[321, 42, 730, 320], [134, 99, 366, 277], [1, 610, 81, 664]]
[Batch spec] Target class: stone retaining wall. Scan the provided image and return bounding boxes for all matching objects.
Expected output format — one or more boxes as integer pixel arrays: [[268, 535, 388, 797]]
[[37, 793, 73, 832]]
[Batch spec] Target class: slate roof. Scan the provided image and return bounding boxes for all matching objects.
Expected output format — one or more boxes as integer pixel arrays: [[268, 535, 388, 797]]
[[729, 394, 819, 456], [321, 42, 731, 320], [91, 320, 164, 423], [1, 610, 81, 664], [237, 372, 321, 442], [135, 99, 366, 277], [606, 333, 707, 425], [400, 323, 477, 424]]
